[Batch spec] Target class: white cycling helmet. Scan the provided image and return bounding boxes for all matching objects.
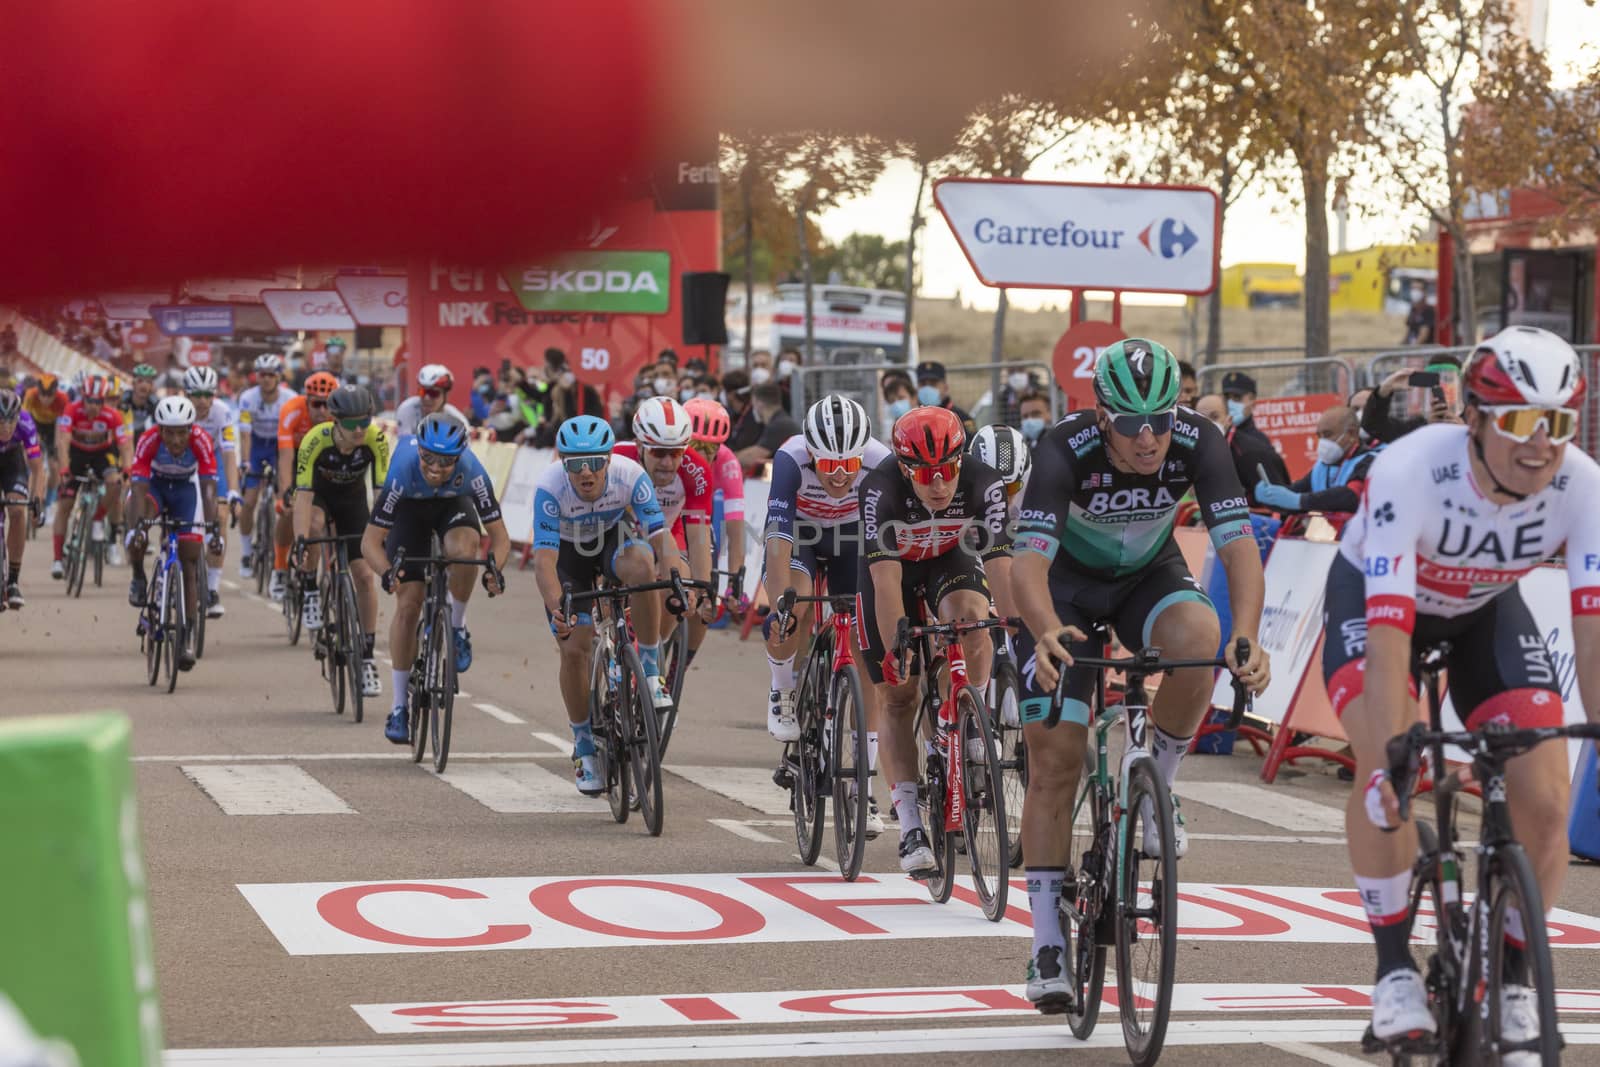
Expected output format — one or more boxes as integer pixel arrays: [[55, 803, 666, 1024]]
[[968, 424, 1031, 485], [632, 395, 695, 447], [417, 363, 454, 390], [154, 395, 197, 428], [1464, 325, 1586, 409], [804, 395, 871, 460], [254, 353, 283, 373], [183, 365, 219, 393]]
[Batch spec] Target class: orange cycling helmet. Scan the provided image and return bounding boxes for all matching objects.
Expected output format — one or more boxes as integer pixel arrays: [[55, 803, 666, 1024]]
[[684, 397, 731, 444], [892, 405, 965, 465], [303, 372, 340, 399]]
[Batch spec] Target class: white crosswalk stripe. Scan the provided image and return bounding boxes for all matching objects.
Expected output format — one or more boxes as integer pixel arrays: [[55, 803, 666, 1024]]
[[430, 761, 610, 814], [181, 764, 355, 816], [1178, 781, 1345, 834], [668, 765, 792, 816]]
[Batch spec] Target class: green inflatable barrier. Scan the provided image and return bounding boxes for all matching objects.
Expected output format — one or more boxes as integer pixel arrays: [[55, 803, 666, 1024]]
[[0, 713, 162, 1066]]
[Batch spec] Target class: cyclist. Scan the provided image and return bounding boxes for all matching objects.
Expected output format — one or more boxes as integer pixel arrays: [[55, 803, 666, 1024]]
[[22, 374, 66, 515], [53, 375, 128, 580], [183, 366, 241, 618], [294, 385, 389, 699], [531, 415, 672, 795], [612, 396, 718, 706], [1009, 338, 1270, 1011], [1322, 326, 1600, 1051], [0, 391, 45, 608], [685, 397, 748, 623], [236, 354, 298, 592], [967, 424, 1032, 730], [395, 364, 467, 436], [271, 372, 339, 600], [764, 395, 889, 833], [363, 412, 509, 745], [857, 405, 1013, 875], [126, 396, 221, 670], [119, 363, 161, 441]]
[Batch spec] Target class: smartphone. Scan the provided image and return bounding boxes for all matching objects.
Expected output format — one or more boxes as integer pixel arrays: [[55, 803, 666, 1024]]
[[1408, 370, 1440, 388], [1432, 385, 1448, 407]]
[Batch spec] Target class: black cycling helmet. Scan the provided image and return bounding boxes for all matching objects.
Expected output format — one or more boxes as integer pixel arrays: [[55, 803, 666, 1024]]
[[328, 385, 373, 420]]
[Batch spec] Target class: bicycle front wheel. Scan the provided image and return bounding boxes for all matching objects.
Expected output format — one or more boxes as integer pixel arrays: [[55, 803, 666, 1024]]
[[191, 562, 207, 661], [162, 567, 183, 693], [1116, 756, 1178, 1066], [92, 536, 104, 588], [428, 601, 456, 774], [957, 685, 1010, 922], [64, 506, 87, 598], [992, 655, 1026, 870], [324, 579, 345, 716], [1481, 843, 1561, 1066], [830, 663, 870, 881], [341, 573, 364, 724], [621, 643, 664, 836], [792, 644, 829, 865], [283, 576, 303, 645], [657, 615, 688, 757], [143, 599, 161, 686], [1066, 771, 1110, 1037], [917, 723, 956, 905]]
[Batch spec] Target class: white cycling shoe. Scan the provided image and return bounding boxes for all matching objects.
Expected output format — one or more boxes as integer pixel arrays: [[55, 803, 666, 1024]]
[[360, 660, 382, 698], [1498, 983, 1541, 1065], [268, 569, 288, 602], [865, 797, 884, 839], [767, 689, 799, 742], [648, 675, 672, 710], [574, 754, 603, 796], [1140, 793, 1189, 859], [301, 588, 323, 630], [1370, 968, 1436, 1044]]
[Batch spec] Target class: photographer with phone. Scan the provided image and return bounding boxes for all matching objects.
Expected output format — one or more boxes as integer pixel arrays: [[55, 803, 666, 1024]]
[[1361, 357, 1464, 445]]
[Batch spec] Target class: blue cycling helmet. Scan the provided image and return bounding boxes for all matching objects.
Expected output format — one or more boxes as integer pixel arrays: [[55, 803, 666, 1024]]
[[556, 414, 615, 455], [416, 412, 469, 457]]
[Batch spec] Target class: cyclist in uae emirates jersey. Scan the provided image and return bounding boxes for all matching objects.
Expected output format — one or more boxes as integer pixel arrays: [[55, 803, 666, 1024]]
[[1010, 339, 1270, 1012], [1323, 326, 1600, 1050], [857, 405, 1014, 876]]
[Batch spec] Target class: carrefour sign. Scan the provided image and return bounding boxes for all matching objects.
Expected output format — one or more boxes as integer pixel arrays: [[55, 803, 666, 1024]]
[[502, 250, 671, 315], [934, 179, 1220, 295]]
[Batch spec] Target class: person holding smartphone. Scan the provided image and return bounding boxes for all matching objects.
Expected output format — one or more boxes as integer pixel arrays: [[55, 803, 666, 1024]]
[[1361, 357, 1464, 445]]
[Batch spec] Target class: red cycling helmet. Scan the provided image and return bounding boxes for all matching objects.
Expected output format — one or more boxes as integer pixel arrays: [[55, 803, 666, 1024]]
[[684, 397, 731, 444], [81, 375, 112, 401], [892, 405, 965, 465]]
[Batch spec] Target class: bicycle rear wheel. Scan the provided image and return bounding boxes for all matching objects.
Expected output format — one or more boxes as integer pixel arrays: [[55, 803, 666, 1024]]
[[92, 536, 104, 588], [65, 505, 87, 597], [1065, 772, 1110, 1036], [992, 655, 1026, 870], [283, 574, 303, 645], [428, 600, 456, 774], [1116, 756, 1178, 1066], [830, 663, 870, 881], [341, 572, 364, 724], [791, 645, 828, 865], [1481, 844, 1561, 1065], [957, 685, 1009, 923], [253, 492, 273, 595], [657, 615, 688, 756], [143, 598, 161, 686], [621, 643, 664, 836]]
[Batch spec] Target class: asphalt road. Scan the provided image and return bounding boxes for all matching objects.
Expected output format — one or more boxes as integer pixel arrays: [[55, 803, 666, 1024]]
[[6, 534, 1600, 1066]]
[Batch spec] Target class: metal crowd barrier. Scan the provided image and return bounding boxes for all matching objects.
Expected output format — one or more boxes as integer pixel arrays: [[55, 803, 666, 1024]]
[[790, 355, 1058, 439], [1195, 356, 1356, 401]]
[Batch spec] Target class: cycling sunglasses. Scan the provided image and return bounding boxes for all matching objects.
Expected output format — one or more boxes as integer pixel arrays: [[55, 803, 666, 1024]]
[[1106, 408, 1176, 437], [308, 398, 329, 409], [1004, 479, 1025, 498], [336, 417, 371, 432], [1484, 405, 1580, 444], [901, 458, 960, 485], [187, 391, 214, 399], [418, 448, 458, 469], [562, 454, 609, 475], [643, 446, 685, 462], [422, 388, 446, 399], [815, 455, 863, 476]]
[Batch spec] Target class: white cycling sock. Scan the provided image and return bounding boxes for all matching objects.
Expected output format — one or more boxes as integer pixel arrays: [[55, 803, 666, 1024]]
[[391, 668, 410, 709], [207, 565, 221, 593], [891, 780, 921, 832], [449, 594, 467, 629], [867, 731, 879, 770], [1150, 725, 1192, 788], [239, 533, 253, 557], [767, 652, 796, 691], [1027, 868, 1068, 956]]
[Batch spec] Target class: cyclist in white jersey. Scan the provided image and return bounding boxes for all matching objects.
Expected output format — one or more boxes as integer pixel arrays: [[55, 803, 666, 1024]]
[[1322, 326, 1600, 1051], [183, 366, 240, 618], [531, 416, 675, 795], [235, 353, 296, 583], [395, 364, 467, 436]]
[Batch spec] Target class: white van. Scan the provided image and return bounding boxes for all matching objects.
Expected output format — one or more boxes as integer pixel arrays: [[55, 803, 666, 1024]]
[[724, 283, 919, 368]]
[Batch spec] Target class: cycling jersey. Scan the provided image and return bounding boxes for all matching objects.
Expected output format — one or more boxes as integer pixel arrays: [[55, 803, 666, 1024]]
[[1014, 408, 1252, 579], [613, 441, 712, 528], [1342, 423, 1600, 632], [276, 393, 328, 452], [766, 435, 892, 539], [59, 400, 129, 454], [858, 454, 1010, 564], [295, 422, 390, 491], [119, 390, 158, 442], [395, 396, 467, 436], [371, 436, 502, 529], [193, 398, 239, 458], [531, 453, 664, 549], [0, 412, 40, 498], [22, 388, 66, 426], [0, 411, 41, 460], [236, 384, 298, 460], [128, 426, 218, 482], [708, 443, 745, 520]]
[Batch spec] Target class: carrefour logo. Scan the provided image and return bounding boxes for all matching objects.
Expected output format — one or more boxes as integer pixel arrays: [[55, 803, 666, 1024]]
[[1137, 218, 1199, 259], [972, 218, 1125, 251]]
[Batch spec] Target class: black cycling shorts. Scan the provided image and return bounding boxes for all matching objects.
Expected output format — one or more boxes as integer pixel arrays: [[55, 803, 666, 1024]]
[[383, 496, 481, 583], [855, 547, 990, 684], [1012, 537, 1212, 728], [1321, 554, 1562, 729], [0, 447, 29, 498], [63, 447, 117, 493], [35, 423, 55, 454], [773, 521, 863, 599], [542, 524, 642, 630], [310, 484, 371, 543]]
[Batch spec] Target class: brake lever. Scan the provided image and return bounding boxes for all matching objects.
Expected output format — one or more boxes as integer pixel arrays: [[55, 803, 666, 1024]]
[[1225, 637, 1254, 729], [1385, 723, 1428, 824]]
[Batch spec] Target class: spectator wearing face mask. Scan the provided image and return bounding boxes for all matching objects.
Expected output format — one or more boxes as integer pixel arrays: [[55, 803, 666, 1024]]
[[468, 366, 498, 426], [1018, 386, 1052, 446], [882, 370, 915, 425], [914, 361, 974, 434], [1403, 283, 1436, 344], [774, 347, 802, 412], [531, 360, 605, 448], [677, 373, 698, 404], [722, 369, 760, 451], [1219, 370, 1290, 504], [734, 382, 801, 473], [1253, 405, 1376, 524], [998, 367, 1035, 427], [1361, 358, 1464, 444], [747, 349, 775, 386]]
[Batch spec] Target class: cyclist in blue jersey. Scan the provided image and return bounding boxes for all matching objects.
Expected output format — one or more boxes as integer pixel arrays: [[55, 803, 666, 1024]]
[[531, 415, 675, 795], [362, 413, 510, 745]]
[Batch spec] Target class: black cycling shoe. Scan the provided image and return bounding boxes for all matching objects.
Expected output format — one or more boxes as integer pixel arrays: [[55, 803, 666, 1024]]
[[128, 575, 147, 608]]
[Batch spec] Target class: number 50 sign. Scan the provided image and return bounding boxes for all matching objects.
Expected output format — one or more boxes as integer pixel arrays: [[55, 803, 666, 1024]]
[[1051, 321, 1126, 414]]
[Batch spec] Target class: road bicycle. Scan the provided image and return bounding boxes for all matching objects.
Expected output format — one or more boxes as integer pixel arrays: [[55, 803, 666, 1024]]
[[299, 533, 366, 723], [563, 572, 698, 837], [989, 628, 1026, 869], [891, 611, 1017, 923], [248, 464, 276, 597], [1049, 627, 1252, 1067], [1365, 640, 1600, 1066], [394, 548, 503, 774], [61, 472, 108, 597], [135, 517, 215, 694], [770, 587, 872, 881], [647, 570, 714, 760]]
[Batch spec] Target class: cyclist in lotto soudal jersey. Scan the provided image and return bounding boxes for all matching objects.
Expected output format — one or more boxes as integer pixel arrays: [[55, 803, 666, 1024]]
[[856, 405, 1013, 878], [53, 375, 128, 579], [1009, 339, 1270, 1013], [0, 392, 45, 608], [530, 415, 675, 795], [1322, 326, 1600, 1050], [183, 365, 241, 619], [235, 353, 297, 588]]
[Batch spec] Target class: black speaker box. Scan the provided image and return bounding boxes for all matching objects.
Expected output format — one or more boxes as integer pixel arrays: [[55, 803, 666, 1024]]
[[681, 272, 730, 346]]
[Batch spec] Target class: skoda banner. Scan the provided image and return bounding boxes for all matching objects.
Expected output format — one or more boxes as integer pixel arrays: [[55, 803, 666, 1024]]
[[502, 251, 671, 315], [934, 179, 1220, 295]]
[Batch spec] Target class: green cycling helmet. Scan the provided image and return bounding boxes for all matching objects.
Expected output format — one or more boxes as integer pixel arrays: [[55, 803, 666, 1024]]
[[1092, 338, 1181, 415], [132, 363, 159, 380]]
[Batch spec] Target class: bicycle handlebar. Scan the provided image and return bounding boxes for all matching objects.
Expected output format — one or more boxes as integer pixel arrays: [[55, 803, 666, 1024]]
[[773, 588, 857, 639], [1386, 719, 1600, 822], [561, 568, 711, 620], [1047, 635, 1253, 730]]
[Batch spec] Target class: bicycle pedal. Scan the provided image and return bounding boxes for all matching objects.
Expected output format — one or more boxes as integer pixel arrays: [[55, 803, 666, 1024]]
[[771, 767, 795, 790], [1359, 1025, 1437, 1057], [1032, 993, 1074, 1016]]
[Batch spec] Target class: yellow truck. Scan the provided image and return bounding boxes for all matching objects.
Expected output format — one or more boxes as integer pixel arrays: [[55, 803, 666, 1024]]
[[1328, 243, 1437, 315], [1217, 262, 1302, 309]]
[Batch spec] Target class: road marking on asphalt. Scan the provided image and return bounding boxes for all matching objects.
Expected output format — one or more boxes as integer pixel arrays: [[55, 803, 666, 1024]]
[[668, 764, 791, 815], [1179, 781, 1345, 834], [221, 579, 240, 591], [181, 764, 354, 816], [430, 761, 607, 814], [796, 852, 841, 873], [708, 818, 783, 844], [168, 1022, 1600, 1065], [137, 752, 551, 763], [472, 701, 524, 725], [532, 730, 573, 752], [733, 818, 1342, 847], [1269, 1042, 1375, 1067]]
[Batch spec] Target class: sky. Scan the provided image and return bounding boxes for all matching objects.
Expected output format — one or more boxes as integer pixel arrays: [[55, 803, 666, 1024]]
[[814, 0, 1600, 311]]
